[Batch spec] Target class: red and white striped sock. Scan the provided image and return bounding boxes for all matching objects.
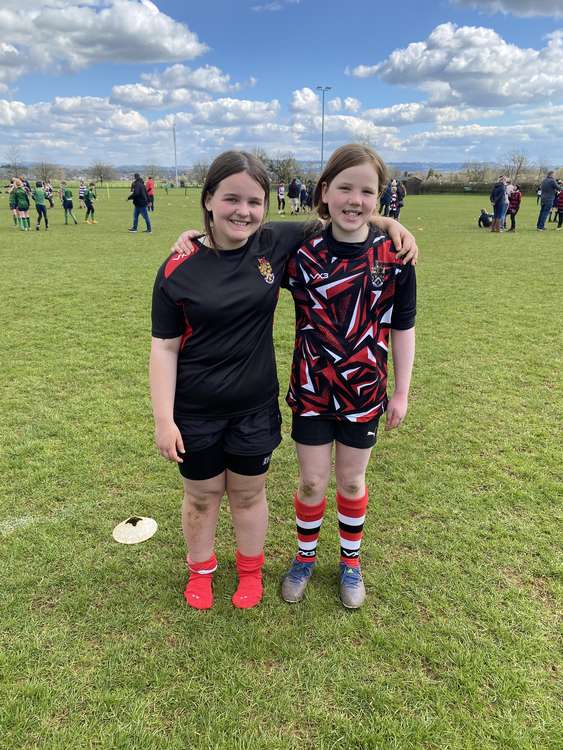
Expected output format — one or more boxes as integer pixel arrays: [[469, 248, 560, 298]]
[[232, 550, 265, 609], [184, 553, 217, 610], [336, 490, 368, 568], [295, 494, 327, 564]]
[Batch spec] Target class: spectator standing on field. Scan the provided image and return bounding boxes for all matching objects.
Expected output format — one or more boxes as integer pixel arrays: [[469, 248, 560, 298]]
[[127, 173, 152, 233], [536, 170, 558, 231], [379, 182, 392, 216], [299, 181, 308, 212], [32, 181, 48, 231], [146, 175, 155, 212], [554, 188, 563, 230], [277, 182, 285, 214], [288, 178, 300, 214], [489, 176, 508, 233], [506, 184, 522, 232]]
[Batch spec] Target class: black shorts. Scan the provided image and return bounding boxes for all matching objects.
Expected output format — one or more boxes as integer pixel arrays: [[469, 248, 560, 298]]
[[175, 403, 282, 481], [63, 200, 73, 210], [291, 414, 379, 450]]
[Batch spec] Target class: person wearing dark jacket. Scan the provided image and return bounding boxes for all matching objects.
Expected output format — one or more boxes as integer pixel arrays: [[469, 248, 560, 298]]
[[490, 176, 508, 232], [127, 173, 152, 233], [554, 189, 563, 229], [379, 183, 392, 216], [536, 171, 558, 231]]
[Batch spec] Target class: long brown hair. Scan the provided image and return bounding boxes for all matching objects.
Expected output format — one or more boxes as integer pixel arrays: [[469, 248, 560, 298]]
[[313, 143, 388, 220], [201, 150, 270, 248]]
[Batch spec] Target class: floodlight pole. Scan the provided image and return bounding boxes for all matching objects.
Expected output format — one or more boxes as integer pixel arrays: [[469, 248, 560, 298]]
[[316, 85, 332, 172], [172, 118, 178, 188]]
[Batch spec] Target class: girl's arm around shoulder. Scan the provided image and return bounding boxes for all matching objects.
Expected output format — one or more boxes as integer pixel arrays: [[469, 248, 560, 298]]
[[372, 216, 418, 265], [386, 327, 415, 431]]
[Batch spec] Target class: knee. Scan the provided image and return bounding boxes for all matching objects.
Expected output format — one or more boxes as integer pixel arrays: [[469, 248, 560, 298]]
[[299, 473, 329, 498], [229, 487, 263, 511], [185, 490, 221, 515], [335, 475, 364, 498]]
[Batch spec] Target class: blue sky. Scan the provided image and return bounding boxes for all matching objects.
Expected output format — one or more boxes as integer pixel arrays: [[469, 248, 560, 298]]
[[1, 0, 563, 166]]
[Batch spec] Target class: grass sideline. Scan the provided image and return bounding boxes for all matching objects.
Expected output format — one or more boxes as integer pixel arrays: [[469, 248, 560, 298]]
[[1, 192, 561, 750]]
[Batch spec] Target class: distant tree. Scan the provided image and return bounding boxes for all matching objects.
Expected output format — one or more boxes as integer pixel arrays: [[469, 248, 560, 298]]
[[535, 162, 550, 181], [269, 154, 299, 185], [503, 151, 529, 183], [89, 162, 116, 186], [251, 147, 269, 165], [463, 162, 488, 182], [5, 145, 22, 177], [36, 161, 61, 183], [190, 162, 209, 185]]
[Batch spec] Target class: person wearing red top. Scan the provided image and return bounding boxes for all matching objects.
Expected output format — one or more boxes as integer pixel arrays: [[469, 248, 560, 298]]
[[281, 145, 416, 609], [506, 184, 522, 232], [145, 176, 155, 212], [554, 187, 563, 229]]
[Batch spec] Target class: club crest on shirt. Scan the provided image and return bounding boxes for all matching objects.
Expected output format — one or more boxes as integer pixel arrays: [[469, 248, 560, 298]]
[[257, 256, 275, 284], [371, 261, 385, 288]]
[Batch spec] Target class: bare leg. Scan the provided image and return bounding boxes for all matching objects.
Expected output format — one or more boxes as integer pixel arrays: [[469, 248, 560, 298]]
[[295, 442, 333, 505], [226, 470, 268, 556], [181, 473, 225, 562]]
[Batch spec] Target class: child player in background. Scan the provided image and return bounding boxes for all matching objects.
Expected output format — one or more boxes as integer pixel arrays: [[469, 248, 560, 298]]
[[281, 144, 416, 609], [84, 182, 97, 224], [13, 178, 31, 230], [61, 182, 78, 225], [32, 181, 49, 231]]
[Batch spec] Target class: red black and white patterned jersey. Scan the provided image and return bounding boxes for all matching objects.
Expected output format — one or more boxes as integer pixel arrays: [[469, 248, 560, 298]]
[[284, 226, 416, 422], [152, 222, 306, 419]]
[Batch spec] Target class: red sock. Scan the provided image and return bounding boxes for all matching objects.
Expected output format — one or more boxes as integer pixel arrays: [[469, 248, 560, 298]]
[[336, 490, 368, 568], [184, 553, 217, 610], [232, 550, 264, 609], [295, 494, 326, 563]]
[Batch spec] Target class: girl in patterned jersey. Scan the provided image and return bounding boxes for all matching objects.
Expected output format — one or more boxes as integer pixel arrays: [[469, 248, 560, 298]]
[[281, 144, 416, 609], [164, 151, 418, 612]]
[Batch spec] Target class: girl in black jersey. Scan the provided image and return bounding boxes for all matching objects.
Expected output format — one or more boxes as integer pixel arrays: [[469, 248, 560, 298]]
[[280, 145, 416, 609], [158, 151, 418, 612]]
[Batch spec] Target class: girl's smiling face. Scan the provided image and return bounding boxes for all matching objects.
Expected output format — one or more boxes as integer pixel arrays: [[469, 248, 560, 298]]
[[321, 162, 379, 243], [204, 171, 266, 249]]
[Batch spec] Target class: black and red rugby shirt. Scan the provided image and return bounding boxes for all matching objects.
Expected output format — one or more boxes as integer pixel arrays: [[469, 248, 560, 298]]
[[152, 222, 305, 419], [284, 226, 416, 422]]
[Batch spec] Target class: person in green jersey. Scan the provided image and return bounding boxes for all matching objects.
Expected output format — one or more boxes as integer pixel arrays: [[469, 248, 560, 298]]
[[60, 182, 78, 225], [8, 178, 19, 226], [32, 181, 48, 231], [84, 182, 97, 224], [13, 179, 31, 230]]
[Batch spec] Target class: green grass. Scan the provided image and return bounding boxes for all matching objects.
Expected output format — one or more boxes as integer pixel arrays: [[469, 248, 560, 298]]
[[1, 192, 561, 750]]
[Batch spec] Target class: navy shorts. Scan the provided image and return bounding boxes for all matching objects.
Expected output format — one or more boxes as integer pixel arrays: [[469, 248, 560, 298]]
[[291, 414, 379, 450], [175, 403, 282, 481], [63, 200, 73, 210]]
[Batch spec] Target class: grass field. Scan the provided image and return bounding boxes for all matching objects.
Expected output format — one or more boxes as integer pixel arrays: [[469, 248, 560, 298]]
[[1, 191, 561, 750]]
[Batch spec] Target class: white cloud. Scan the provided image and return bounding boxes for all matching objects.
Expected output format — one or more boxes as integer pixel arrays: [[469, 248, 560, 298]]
[[451, 0, 563, 17], [327, 97, 342, 112], [0, 1, 207, 86], [141, 64, 253, 94], [344, 97, 362, 113], [347, 23, 563, 107], [290, 87, 320, 114], [363, 102, 502, 125]]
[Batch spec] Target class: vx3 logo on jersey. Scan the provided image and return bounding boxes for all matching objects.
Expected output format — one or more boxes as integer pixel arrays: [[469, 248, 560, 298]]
[[257, 256, 275, 284], [311, 272, 329, 280]]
